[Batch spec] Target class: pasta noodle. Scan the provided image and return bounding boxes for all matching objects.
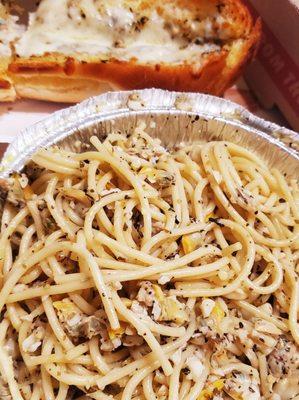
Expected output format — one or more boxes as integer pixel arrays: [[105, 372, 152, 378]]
[[0, 123, 298, 400]]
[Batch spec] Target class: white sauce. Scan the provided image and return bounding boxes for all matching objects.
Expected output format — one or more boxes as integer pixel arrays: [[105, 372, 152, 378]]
[[16, 0, 113, 57], [0, 15, 24, 57], [186, 352, 205, 380], [15, 0, 221, 63]]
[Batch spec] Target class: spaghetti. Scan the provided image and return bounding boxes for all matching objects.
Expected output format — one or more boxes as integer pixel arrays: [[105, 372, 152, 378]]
[[0, 123, 298, 400]]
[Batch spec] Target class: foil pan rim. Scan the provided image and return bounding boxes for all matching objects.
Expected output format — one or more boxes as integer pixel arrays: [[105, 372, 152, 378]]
[[0, 89, 298, 178]]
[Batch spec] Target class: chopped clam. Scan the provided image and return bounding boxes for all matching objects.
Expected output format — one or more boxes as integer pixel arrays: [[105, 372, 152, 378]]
[[22, 326, 45, 353], [186, 353, 205, 380], [139, 167, 174, 187], [153, 284, 188, 325], [211, 301, 225, 323], [108, 324, 125, 341], [182, 232, 202, 254], [197, 380, 224, 400], [201, 299, 216, 318], [224, 373, 260, 400], [53, 299, 79, 316]]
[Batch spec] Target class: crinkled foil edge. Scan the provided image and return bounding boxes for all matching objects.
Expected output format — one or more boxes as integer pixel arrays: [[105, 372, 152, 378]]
[[0, 89, 298, 178]]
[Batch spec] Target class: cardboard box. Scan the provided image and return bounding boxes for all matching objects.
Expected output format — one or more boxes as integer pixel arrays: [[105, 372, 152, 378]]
[[244, 0, 299, 131]]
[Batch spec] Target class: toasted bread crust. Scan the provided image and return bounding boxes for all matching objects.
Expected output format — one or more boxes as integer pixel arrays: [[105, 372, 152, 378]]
[[0, 74, 17, 101], [1, 0, 261, 103], [0, 58, 17, 102], [0, 78, 11, 90]]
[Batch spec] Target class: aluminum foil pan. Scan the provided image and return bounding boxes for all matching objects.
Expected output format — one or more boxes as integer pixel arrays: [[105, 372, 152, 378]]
[[1, 89, 298, 179]]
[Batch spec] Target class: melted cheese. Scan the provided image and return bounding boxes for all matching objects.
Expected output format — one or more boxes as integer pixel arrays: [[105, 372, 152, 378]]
[[15, 0, 221, 64], [0, 15, 24, 57]]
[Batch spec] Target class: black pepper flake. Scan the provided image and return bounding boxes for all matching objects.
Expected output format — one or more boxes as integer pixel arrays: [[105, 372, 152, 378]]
[[140, 16, 149, 25], [182, 367, 190, 375], [176, 237, 182, 245], [209, 217, 224, 227], [165, 282, 175, 290]]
